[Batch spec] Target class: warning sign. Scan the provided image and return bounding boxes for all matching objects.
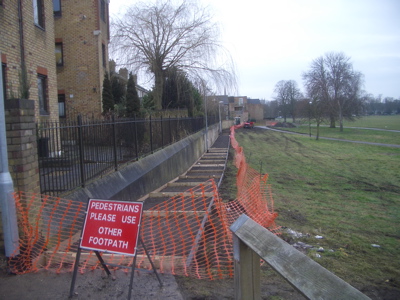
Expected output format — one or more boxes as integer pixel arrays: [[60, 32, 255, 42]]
[[80, 199, 143, 256]]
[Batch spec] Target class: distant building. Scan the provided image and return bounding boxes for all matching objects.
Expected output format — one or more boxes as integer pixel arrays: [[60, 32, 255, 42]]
[[211, 95, 265, 123], [228, 96, 248, 122], [247, 98, 264, 121]]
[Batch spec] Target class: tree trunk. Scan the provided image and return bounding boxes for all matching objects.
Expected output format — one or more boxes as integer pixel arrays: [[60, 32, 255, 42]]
[[153, 69, 164, 110], [316, 121, 320, 140], [338, 104, 344, 132], [329, 115, 336, 128]]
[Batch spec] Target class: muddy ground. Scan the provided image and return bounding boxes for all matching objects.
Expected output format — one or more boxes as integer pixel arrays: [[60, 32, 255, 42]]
[[1, 252, 399, 299], [0, 259, 304, 300]]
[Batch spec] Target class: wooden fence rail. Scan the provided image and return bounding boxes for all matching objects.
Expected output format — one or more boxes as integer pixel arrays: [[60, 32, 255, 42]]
[[230, 214, 371, 300]]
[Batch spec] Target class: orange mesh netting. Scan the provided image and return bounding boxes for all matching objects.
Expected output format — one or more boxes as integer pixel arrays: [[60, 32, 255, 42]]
[[8, 125, 278, 278]]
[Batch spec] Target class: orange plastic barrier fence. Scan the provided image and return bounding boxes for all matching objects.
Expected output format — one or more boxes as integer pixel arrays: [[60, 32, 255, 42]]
[[9, 125, 278, 278]]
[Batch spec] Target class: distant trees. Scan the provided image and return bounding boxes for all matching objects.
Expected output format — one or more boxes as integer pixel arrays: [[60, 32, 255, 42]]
[[273, 80, 303, 122], [263, 100, 279, 119], [265, 52, 398, 138], [162, 68, 203, 116], [126, 73, 141, 117], [302, 52, 364, 131], [102, 72, 114, 114], [111, 72, 126, 105], [142, 91, 155, 111], [112, 0, 236, 110], [163, 68, 192, 110], [362, 94, 400, 115]]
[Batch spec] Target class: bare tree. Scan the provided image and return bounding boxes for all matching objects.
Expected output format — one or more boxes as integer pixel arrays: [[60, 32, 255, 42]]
[[286, 80, 303, 123], [303, 52, 364, 131], [309, 97, 329, 140], [273, 80, 302, 122], [111, 0, 236, 110]]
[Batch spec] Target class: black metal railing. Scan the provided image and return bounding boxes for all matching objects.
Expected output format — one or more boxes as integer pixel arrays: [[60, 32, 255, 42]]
[[37, 114, 217, 196]]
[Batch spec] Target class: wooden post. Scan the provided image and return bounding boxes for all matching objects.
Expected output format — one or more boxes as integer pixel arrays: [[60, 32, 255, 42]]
[[230, 214, 371, 300], [233, 234, 261, 300]]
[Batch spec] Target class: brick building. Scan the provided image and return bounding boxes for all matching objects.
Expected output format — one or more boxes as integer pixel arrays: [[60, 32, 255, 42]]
[[228, 96, 249, 122], [0, 0, 110, 195], [1, 0, 61, 198], [54, 0, 110, 120], [1, 0, 59, 122], [213, 95, 264, 124], [247, 98, 264, 122]]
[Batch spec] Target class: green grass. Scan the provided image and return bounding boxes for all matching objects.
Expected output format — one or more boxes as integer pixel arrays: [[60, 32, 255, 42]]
[[277, 115, 400, 145], [278, 114, 400, 130], [345, 115, 400, 130], [222, 126, 400, 292]]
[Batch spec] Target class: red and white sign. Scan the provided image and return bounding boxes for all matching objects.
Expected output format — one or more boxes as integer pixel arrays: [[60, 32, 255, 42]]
[[80, 199, 143, 256]]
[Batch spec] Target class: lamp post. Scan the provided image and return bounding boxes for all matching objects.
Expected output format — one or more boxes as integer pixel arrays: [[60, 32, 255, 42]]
[[203, 82, 208, 152], [218, 101, 224, 133], [309, 101, 312, 138]]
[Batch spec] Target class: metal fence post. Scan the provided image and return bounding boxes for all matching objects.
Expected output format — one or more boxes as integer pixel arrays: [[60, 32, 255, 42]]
[[149, 114, 153, 153], [169, 116, 172, 144], [134, 115, 139, 160], [77, 115, 86, 187], [112, 115, 118, 171], [161, 116, 164, 148]]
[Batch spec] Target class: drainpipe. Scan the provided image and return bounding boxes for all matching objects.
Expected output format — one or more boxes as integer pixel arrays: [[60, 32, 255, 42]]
[[18, 0, 25, 65], [0, 52, 20, 258]]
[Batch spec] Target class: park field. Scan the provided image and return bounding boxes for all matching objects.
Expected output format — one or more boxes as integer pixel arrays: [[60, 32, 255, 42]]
[[278, 114, 400, 145], [223, 119, 400, 297]]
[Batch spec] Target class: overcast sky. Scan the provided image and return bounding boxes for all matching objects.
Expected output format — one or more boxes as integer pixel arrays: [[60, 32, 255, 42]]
[[109, 0, 400, 100]]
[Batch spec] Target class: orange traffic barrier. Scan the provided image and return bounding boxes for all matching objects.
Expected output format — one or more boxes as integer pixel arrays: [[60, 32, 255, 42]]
[[8, 125, 278, 278]]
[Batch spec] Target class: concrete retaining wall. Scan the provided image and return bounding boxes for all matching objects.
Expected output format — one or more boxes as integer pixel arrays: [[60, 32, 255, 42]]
[[65, 123, 224, 203]]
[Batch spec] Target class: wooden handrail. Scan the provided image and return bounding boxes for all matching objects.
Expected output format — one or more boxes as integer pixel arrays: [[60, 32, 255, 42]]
[[230, 214, 371, 300]]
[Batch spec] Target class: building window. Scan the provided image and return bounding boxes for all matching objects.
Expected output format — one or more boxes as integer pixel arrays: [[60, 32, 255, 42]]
[[1, 63, 6, 100], [37, 74, 48, 115], [58, 94, 66, 118], [55, 43, 63, 66], [100, 0, 106, 22], [33, 0, 45, 28], [53, 0, 61, 16], [102, 44, 106, 68]]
